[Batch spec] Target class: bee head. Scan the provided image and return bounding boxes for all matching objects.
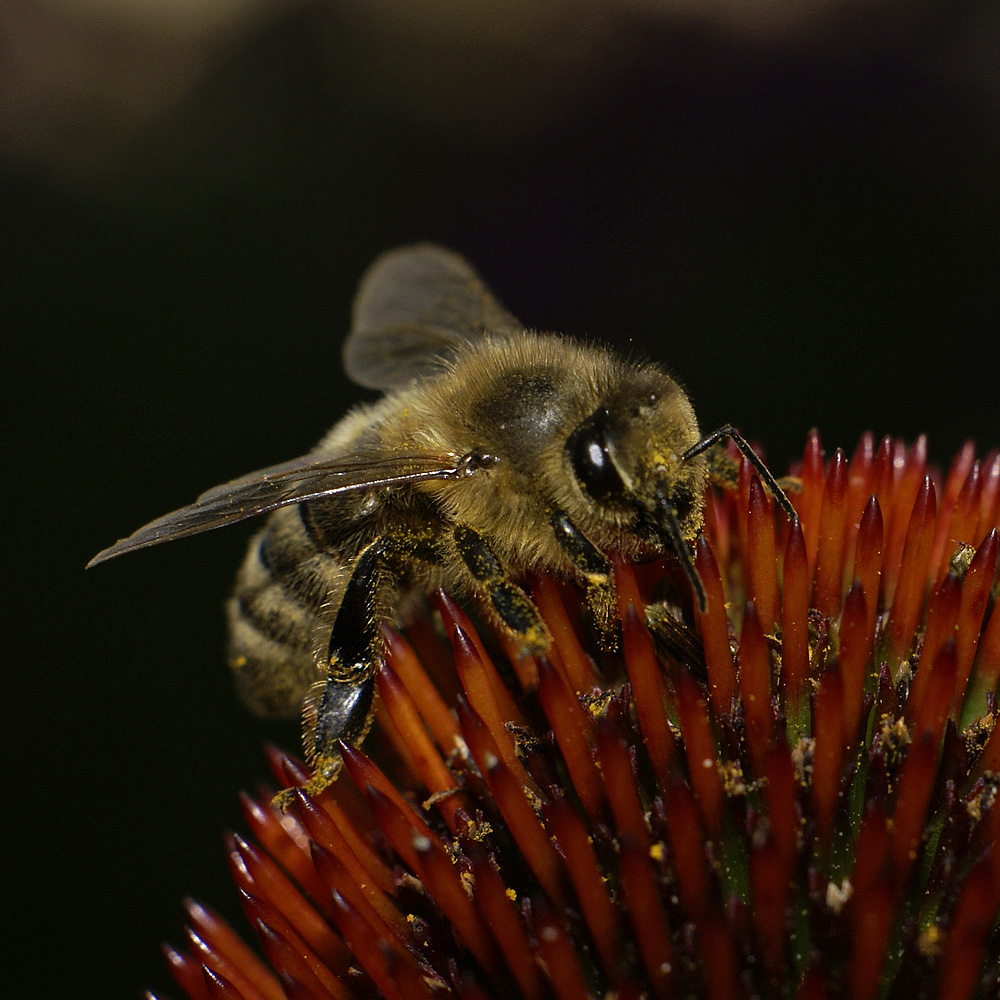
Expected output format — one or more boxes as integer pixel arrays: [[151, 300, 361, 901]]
[[564, 367, 710, 603]]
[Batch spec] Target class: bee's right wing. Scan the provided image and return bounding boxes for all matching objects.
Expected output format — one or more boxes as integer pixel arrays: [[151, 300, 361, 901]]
[[344, 243, 524, 390], [87, 450, 470, 567]]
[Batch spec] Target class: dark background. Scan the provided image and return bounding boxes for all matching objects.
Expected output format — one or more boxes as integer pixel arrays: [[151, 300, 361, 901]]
[[4, 2, 998, 997]]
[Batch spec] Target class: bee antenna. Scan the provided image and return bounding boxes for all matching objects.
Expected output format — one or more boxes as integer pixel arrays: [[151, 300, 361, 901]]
[[653, 492, 708, 613], [682, 424, 798, 524]]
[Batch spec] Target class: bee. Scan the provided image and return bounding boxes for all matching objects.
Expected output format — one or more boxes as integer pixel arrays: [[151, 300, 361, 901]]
[[90, 244, 795, 807]]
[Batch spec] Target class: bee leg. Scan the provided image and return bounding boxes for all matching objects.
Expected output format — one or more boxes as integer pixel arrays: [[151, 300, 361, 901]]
[[684, 424, 799, 521], [549, 511, 617, 647], [453, 525, 551, 653], [274, 540, 383, 811], [644, 600, 707, 679]]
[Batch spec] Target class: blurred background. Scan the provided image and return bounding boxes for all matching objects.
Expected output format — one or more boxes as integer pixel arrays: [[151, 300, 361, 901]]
[[4, 0, 998, 995]]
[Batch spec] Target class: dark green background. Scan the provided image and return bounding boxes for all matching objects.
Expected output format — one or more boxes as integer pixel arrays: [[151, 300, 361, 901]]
[[5, 5, 998, 997]]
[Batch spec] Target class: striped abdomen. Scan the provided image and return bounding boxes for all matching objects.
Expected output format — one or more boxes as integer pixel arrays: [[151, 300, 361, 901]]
[[227, 503, 348, 718]]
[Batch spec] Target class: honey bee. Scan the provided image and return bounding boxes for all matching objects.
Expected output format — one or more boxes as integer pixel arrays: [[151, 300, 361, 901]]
[[90, 244, 795, 807]]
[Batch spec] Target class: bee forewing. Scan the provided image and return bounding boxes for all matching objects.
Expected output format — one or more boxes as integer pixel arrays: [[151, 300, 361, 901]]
[[344, 243, 523, 390], [87, 451, 466, 567]]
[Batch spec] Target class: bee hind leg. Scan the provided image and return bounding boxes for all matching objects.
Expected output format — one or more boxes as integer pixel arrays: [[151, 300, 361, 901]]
[[273, 539, 383, 811]]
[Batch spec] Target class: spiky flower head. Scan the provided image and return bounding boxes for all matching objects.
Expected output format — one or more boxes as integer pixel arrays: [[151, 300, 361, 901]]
[[156, 431, 999, 1000]]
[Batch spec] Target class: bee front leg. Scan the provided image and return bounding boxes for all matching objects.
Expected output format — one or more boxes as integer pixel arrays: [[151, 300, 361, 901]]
[[453, 526, 551, 654], [551, 510, 707, 671], [549, 511, 617, 648], [273, 539, 383, 811]]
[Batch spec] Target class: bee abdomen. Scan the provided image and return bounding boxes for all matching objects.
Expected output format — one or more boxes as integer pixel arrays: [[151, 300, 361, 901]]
[[235, 578, 313, 652], [227, 513, 342, 719], [257, 515, 335, 614], [227, 610, 318, 718]]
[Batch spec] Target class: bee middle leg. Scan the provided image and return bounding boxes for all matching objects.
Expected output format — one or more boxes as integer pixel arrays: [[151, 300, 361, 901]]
[[549, 511, 617, 647], [453, 525, 551, 653]]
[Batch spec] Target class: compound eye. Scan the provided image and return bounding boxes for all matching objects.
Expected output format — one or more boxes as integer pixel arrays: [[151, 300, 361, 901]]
[[566, 407, 625, 502]]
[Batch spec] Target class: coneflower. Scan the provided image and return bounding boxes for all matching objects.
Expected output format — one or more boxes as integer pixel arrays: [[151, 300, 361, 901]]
[[153, 431, 999, 1000]]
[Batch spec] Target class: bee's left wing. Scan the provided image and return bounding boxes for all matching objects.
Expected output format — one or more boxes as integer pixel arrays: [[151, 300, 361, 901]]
[[87, 450, 469, 567], [344, 243, 524, 390]]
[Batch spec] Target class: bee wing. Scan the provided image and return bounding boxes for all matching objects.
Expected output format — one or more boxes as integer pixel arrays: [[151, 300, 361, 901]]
[[344, 243, 524, 389], [87, 450, 467, 567]]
